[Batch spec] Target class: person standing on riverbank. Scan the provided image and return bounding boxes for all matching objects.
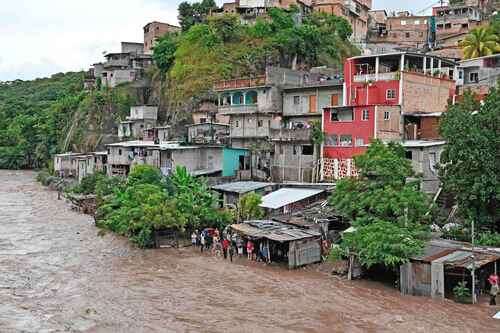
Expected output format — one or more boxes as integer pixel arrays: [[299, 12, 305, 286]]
[[489, 274, 499, 305], [200, 233, 206, 253], [246, 240, 254, 261], [222, 238, 230, 259]]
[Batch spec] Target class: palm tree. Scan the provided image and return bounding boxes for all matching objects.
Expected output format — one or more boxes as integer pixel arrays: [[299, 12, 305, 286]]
[[459, 27, 500, 60]]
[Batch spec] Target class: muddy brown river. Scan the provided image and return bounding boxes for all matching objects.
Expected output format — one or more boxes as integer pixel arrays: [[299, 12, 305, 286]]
[[1, 170, 499, 332]]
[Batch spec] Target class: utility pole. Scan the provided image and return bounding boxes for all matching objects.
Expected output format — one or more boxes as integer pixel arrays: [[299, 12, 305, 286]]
[[471, 216, 476, 304]]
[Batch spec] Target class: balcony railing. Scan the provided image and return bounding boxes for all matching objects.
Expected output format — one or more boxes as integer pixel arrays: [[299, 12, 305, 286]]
[[353, 72, 398, 83], [270, 128, 313, 142], [214, 76, 266, 91], [218, 104, 259, 115]]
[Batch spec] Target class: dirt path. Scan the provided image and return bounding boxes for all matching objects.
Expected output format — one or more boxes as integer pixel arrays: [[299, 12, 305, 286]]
[[0, 170, 498, 332]]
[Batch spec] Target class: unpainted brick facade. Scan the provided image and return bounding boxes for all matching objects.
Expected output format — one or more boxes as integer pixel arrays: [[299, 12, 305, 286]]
[[402, 72, 455, 114]]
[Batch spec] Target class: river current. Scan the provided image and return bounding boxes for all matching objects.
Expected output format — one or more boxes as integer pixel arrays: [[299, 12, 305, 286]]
[[0, 170, 498, 332]]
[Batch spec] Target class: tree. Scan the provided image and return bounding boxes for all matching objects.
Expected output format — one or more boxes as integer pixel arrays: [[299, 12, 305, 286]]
[[459, 27, 500, 59], [238, 192, 264, 222], [152, 34, 178, 75], [331, 140, 430, 268], [439, 90, 500, 231], [127, 165, 163, 187], [178, 0, 218, 32]]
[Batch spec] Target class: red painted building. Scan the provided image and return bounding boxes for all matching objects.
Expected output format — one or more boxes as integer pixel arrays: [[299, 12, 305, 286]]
[[322, 52, 456, 180]]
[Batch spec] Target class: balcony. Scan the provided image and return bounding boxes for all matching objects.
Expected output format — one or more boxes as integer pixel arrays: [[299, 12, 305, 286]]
[[218, 104, 259, 115], [270, 128, 313, 142], [353, 72, 399, 83], [214, 76, 266, 91]]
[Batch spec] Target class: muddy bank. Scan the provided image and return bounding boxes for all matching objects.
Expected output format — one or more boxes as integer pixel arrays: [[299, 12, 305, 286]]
[[0, 170, 499, 332]]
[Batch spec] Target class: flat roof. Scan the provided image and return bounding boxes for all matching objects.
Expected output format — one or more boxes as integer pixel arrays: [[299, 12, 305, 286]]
[[404, 112, 443, 117], [260, 188, 324, 210], [186, 123, 229, 127], [459, 53, 500, 65], [283, 81, 343, 91], [211, 181, 274, 194], [402, 140, 446, 148], [348, 52, 457, 65], [54, 152, 85, 157]]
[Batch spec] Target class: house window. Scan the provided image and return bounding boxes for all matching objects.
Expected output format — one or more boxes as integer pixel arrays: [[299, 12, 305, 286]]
[[386, 89, 396, 99], [293, 145, 297, 155], [469, 72, 479, 83], [414, 20, 420, 25], [233, 92, 244, 105], [419, 32, 424, 37], [384, 111, 390, 120], [401, 20, 407, 25], [405, 151, 413, 160], [245, 91, 258, 105], [235, 121, 240, 127], [355, 138, 364, 146], [362, 109, 369, 121], [458, 70, 463, 79], [340, 135, 353, 147], [118, 149, 122, 156], [200, 118, 207, 124], [302, 145, 314, 155], [405, 32, 410, 38], [279, 144, 283, 155], [293, 96, 300, 105], [325, 134, 338, 146], [330, 108, 353, 122], [257, 120, 263, 127]]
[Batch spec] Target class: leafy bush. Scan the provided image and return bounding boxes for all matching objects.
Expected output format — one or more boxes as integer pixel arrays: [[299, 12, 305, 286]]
[[238, 192, 264, 222], [70, 172, 106, 195], [127, 165, 163, 187], [453, 281, 471, 303], [477, 232, 500, 247]]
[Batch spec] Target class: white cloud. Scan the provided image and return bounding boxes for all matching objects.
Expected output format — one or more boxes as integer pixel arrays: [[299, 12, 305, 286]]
[[0, 0, 182, 81], [0, 0, 434, 81]]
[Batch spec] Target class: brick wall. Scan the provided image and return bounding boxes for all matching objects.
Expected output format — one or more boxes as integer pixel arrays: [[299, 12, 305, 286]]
[[376, 105, 401, 141], [402, 72, 455, 114]]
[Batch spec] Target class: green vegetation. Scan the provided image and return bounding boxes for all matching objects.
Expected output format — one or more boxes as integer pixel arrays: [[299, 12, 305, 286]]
[[237, 192, 264, 222], [330, 140, 430, 268], [459, 26, 500, 59], [439, 89, 499, 233], [95, 165, 233, 248], [178, 0, 217, 32], [453, 281, 472, 303], [0, 72, 136, 169], [69, 172, 107, 195], [159, 6, 358, 107]]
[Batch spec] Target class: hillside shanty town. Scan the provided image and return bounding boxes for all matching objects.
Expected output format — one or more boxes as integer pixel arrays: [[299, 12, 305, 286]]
[[1, 0, 500, 332]]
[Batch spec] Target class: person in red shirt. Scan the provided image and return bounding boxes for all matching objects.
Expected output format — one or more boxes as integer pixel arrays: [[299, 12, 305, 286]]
[[246, 240, 254, 260], [222, 238, 230, 260]]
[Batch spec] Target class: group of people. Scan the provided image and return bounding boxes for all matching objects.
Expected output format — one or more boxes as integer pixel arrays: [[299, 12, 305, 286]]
[[190, 228, 270, 263]]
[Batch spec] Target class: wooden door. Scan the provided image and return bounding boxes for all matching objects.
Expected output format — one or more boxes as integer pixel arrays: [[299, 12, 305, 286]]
[[309, 95, 317, 113], [331, 94, 339, 106]]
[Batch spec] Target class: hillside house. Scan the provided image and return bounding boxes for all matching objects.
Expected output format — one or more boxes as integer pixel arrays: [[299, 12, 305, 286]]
[[455, 54, 500, 101], [272, 79, 343, 182], [322, 52, 456, 183], [214, 67, 314, 180], [54, 152, 86, 178], [118, 106, 158, 140]]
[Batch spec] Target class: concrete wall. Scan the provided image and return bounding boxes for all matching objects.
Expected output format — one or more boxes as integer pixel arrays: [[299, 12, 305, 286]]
[[271, 142, 316, 182], [283, 87, 342, 116], [170, 147, 223, 173], [107, 146, 134, 166], [402, 72, 455, 114], [103, 69, 136, 87], [405, 144, 443, 194], [230, 114, 281, 138], [369, 16, 429, 47], [121, 42, 144, 54], [129, 106, 158, 120]]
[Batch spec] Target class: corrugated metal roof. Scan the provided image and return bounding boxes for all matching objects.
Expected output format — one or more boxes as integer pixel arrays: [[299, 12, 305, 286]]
[[211, 181, 274, 194], [260, 188, 324, 210], [230, 220, 321, 242]]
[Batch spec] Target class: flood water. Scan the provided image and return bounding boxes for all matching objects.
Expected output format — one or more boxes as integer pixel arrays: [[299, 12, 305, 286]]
[[0, 170, 499, 332]]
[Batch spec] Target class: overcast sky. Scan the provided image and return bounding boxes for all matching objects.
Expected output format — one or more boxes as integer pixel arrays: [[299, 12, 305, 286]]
[[0, 0, 439, 81]]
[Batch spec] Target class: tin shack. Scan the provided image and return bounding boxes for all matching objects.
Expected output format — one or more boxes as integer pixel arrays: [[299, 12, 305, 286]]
[[230, 220, 321, 268]]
